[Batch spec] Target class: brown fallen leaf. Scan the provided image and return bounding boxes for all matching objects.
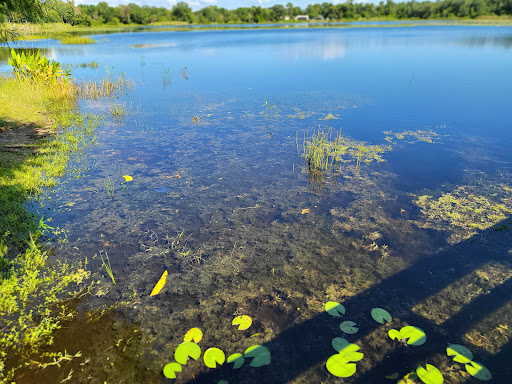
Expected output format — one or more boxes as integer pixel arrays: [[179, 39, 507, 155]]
[[301, 209, 311, 214]]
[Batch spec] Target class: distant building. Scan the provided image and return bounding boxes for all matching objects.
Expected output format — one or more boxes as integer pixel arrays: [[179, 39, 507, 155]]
[[295, 15, 309, 21]]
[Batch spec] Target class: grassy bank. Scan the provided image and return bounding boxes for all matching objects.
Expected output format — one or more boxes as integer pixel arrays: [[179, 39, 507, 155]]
[[0, 68, 97, 381]]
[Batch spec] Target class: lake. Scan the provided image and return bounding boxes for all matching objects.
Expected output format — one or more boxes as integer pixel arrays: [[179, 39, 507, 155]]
[[3, 23, 512, 383]]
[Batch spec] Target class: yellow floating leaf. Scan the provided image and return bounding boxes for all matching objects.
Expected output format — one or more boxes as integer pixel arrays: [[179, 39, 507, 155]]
[[301, 209, 311, 214], [184, 328, 203, 343], [122, 175, 133, 182], [232, 315, 252, 330], [150, 270, 168, 296]]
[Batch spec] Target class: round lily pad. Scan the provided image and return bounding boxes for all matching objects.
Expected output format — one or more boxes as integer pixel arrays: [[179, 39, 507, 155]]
[[371, 308, 392, 324], [417, 364, 444, 384], [465, 361, 492, 381], [340, 321, 359, 334], [232, 315, 252, 330], [227, 353, 245, 369], [204, 347, 225, 368], [332, 337, 349, 352], [326, 354, 357, 377], [184, 327, 203, 343], [325, 301, 346, 317], [388, 329, 402, 341], [244, 345, 271, 367], [385, 372, 399, 380], [174, 342, 201, 365], [244, 345, 270, 357], [446, 344, 473, 364], [400, 326, 427, 346], [338, 343, 364, 362], [163, 362, 182, 379]]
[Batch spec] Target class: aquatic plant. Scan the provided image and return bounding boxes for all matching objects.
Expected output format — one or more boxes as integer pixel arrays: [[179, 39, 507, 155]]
[[162, 67, 171, 87], [108, 102, 127, 117], [340, 321, 359, 334], [174, 341, 201, 364], [61, 36, 96, 45], [388, 325, 426, 346], [99, 251, 116, 285], [416, 364, 443, 384], [204, 347, 225, 368], [75, 71, 135, 100], [103, 171, 115, 196], [227, 353, 244, 369], [244, 345, 271, 367], [8, 49, 71, 87], [163, 362, 182, 379], [232, 315, 252, 330], [184, 327, 203, 343], [371, 307, 392, 324], [325, 301, 346, 317]]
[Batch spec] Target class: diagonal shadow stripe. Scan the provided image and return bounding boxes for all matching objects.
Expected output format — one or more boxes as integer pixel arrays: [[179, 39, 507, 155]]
[[187, 219, 512, 384]]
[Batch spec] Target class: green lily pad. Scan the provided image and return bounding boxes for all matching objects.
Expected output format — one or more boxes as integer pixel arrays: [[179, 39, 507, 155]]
[[244, 345, 270, 357], [340, 321, 359, 334], [385, 372, 399, 380], [465, 361, 492, 381], [388, 329, 402, 341], [250, 352, 271, 367], [332, 337, 350, 352], [232, 315, 252, 330], [183, 327, 203, 343], [400, 326, 427, 346], [174, 342, 201, 365], [227, 353, 245, 369], [338, 343, 364, 362], [325, 301, 346, 317], [446, 344, 473, 364], [163, 362, 182, 379], [371, 308, 392, 324], [326, 354, 357, 377], [204, 347, 225, 368], [416, 364, 444, 384]]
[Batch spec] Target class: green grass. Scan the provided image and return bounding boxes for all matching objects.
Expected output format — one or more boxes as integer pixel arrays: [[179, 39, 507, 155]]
[[60, 36, 96, 45], [0, 76, 99, 382]]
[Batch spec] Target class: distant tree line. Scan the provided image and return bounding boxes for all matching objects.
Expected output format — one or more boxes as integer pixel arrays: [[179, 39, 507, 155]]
[[1, 0, 511, 25]]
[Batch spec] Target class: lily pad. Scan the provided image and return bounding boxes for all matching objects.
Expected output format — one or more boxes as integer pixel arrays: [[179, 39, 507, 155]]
[[340, 321, 359, 334], [338, 343, 364, 362], [325, 301, 346, 317], [244, 345, 270, 357], [326, 354, 357, 377], [388, 329, 402, 341], [371, 308, 392, 324], [184, 327, 203, 343], [122, 175, 133, 182], [416, 364, 444, 384], [250, 353, 271, 367], [446, 344, 473, 364], [400, 326, 427, 346], [174, 342, 201, 365], [332, 337, 350, 352], [204, 347, 225, 368], [163, 362, 182, 379], [465, 361, 492, 381], [232, 315, 252, 330], [244, 345, 271, 367], [227, 353, 245, 369], [218, 381, 229, 384]]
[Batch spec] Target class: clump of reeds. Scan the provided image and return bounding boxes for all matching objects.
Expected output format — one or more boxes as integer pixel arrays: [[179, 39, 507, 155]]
[[61, 36, 96, 45], [75, 73, 135, 99], [299, 128, 391, 174]]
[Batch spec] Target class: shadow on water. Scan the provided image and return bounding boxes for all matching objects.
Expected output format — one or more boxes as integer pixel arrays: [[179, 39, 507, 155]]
[[188, 215, 512, 383]]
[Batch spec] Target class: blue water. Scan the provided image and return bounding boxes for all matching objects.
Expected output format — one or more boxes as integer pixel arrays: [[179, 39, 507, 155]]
[[4, 24, 512, 383]]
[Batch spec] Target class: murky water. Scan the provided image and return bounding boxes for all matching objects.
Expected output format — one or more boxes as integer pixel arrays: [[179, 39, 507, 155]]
[[4, 24, 512, 383]]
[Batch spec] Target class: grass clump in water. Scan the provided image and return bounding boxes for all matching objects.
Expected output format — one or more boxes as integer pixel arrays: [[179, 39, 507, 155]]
[[60, 36, 96, 45], [300, 128, 391, 174], [75, 72, 135, 99]]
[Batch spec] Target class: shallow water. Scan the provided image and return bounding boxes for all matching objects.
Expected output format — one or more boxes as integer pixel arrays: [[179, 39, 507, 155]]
[[4, 24, 512, 383]]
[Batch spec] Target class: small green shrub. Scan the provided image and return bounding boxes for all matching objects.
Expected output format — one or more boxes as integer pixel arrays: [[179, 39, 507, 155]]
[[8, 49, 71, 87]]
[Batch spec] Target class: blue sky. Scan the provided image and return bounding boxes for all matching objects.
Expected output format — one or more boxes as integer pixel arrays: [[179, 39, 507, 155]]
[[74, 0, 378, 12]]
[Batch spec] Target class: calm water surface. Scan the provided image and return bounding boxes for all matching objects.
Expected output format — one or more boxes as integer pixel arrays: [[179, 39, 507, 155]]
[[4, 25, 512, 383]]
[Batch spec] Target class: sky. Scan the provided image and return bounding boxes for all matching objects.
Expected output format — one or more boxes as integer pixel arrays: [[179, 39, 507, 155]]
[[73, 0, 377, 12]]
